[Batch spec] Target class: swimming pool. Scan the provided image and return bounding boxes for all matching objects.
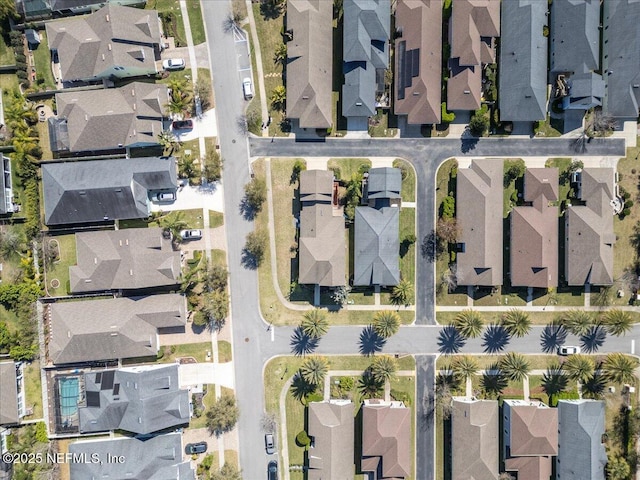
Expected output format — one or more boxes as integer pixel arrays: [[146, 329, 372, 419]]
[[58, 376, 79, 417]]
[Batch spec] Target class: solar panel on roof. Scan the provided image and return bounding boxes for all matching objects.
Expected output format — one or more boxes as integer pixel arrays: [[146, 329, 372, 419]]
[[101, 371, 115, 390], [86, 390, 100, 408]]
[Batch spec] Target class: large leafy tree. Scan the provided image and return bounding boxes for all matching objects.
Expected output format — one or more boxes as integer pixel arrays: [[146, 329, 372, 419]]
[[607, 455, 630, 480], [206, 393, 239, 436], [601, 353, 638, 384], [499, 352, 530, 382], [301, 309, 329, 339], [500, 309, 531, 338], [561, 354, 594, 383], [370, 355, 398, 383], [300, 356, 329, 386], [600, 309, 634, 337], [454, 310, 483, 339], [372, 311, 400, 339]]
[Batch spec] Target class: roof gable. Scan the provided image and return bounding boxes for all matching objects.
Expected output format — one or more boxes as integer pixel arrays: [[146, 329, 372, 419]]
[[353, 206, 400, 286]]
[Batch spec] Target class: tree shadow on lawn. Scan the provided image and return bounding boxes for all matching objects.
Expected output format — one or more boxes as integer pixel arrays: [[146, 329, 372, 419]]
[[358, 326, 386, 356], [481, 363, 508, 398], [542, 363, 569, 398], [290, 326, 319, 356], [540, 323, 568, 353], [482, 324, 510, 354], [580, 325, 607, 353], [437, 325, 466, 354]]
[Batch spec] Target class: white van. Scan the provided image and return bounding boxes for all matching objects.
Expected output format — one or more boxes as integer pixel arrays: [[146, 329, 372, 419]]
[[242, 77, 254, 100]]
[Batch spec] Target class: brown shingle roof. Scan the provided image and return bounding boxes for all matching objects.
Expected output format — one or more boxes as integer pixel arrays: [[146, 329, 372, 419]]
[[452, 399, 499, 480], [510, 168, 559, 289], [286, 0, 333, 128], [393, 0, 441, 124], [505, 456, 552, 480], [362, 400, 411, 479], [456, 159, 503, 286], [504, 400, 558, 456], [300, 170, 333, 203], [308, 401, 355, 480]]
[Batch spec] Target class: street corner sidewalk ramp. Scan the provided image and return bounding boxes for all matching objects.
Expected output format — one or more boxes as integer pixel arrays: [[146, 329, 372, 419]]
[[178, 362, 235, 389]]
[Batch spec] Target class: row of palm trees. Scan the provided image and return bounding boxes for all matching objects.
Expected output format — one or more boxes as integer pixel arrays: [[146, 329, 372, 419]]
[[452, 308, 634, 339], [300, 309, 402, 340]]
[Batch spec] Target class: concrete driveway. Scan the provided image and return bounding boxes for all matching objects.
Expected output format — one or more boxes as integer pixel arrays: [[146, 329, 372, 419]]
[[150, 183, 224, 214], [179, 363, 235, 389]]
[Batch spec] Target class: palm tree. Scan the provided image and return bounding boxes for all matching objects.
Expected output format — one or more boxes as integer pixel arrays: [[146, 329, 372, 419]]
[[159, 211, 188, 241], [270, 86, 286, 111], [501, 309, 531, 338], [451, 355, 479, 381], [370, 355, 398, 383], [372, 311, 400, 339], [300, 356, 329, 386], [178, 154, 197, 180], [560, 309, 593, 336], [158, 130, 179, 154], [601, 309, 634, 337], [390, 280, 414, 306], [301, 309, 329, 339], [601, 353, 638, 384], [499, 352, 530, 382], [273, 43, 287, 65], [453, 310, 483, 339], [561, 354, 594, 383], [542, 362, 569, 399]]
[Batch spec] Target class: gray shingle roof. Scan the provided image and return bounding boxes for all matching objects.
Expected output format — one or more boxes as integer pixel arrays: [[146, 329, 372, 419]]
[[456, 159, 503, 286], [308, 401, 355, 480], [365, 167, 401, 202], [558, 400, 607, 480], [48, 294, 186, 365], [452, 399, 499, 480], [550, 0, 600, 73], [0, 362, 19, 426], [342, 0, 390, 119], [69, 228, 181, 293], [286, 0, 333, 129], [565, 168, 616, 286], [42, 156, 176, 226], [50, 82, 169, 153], [499, 0, 547, 122], [394, 0, 442, 125], [46, 4, 161, 82], [69, 432, 195, 480], [353, 206, 399, 286], [79, 364, 189, 434], [603, 0, 640, 118]]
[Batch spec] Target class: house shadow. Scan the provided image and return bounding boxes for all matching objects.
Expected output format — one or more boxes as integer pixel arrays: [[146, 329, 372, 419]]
[[580, 326, 607, 353], [540, 323, 567, 353], [437, 325, 466, 355], [290, 326, 319, 356], [482, 325, 510, 354], [358, 326, 386, 356], [354, 406, 364, 477]]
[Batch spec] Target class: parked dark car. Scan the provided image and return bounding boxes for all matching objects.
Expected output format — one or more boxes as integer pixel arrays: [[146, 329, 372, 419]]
[[267, 460, 278, 480], [185, 442, 207, 455], [172, 119, 194, 130]]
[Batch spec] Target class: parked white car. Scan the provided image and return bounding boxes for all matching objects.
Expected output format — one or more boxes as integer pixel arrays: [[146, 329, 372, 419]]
[[180, 229, 202, 241], [558, 345, 581, 356], [150, 191, 176, 203], [242, 77, 254, 100], [163, 58, 185, 71]]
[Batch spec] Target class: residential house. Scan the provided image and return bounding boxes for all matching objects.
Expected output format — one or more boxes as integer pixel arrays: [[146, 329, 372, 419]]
[[68, 228, 181, 293], [0, 156, 14, 215], [448, 0, 500, 111], [550, 0, 604, 112], [46, 4, 162, 84], [565, 168, 616, 286], [456, 159, 503, 286], [48, 82, 169, 155], [79, 364, 189, 434], [42, 156, 177, 226], [510, 168, 559, 289], [69, 433, 195, 479], [0, 362, 24, 426], [16, 0, 146, 23], [452, 398, 499, 480], [394, 0, 441, 125], [298, 170, 346, 287], [354, 168, 401, 286], [286, 0, 332, 129], [602, 0, 640, 120], [308, 400, 355, 480], [503, 400, 557, 480], [557, 400, 607, 480], [47, 294, 186, 365], [361, 399, 411, 479], [499, 0, 547, 122], [342, 0, 390, 126]]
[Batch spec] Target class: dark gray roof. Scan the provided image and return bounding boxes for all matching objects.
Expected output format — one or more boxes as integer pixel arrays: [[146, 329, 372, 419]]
[[353, 206, 399, 286], [69, 228, 181, 293], [308, 401, 355, 480], [48, 294, 186, 365], [69, 433, 195, 480], [564, 72, 605, 110], [0, 156, 12, 215], [0, 362, 19, 426], [366, 167, 401, 201], [558, 400, 607, 480], [550, 0, 600, 73], [342, 0, 390, 119], [79, 364, 189, 434], [46, 4, 160, 82], [42, 156, 176, 226], [603, 0, 640, 118], [50, 82, 169, 153], [499, 0, 547, 122]]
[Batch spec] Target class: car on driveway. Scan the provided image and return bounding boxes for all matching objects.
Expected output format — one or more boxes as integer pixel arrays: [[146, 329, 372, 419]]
[[267, 461, 277, 480], [265, 433, 275, 454], [172, 119, 193, 130], [558, 345, 581, 355], [150, 191, 176, 203], [180, 229, 202, 241], [163, 58, 185, 71], [185, 442, 207, 455]]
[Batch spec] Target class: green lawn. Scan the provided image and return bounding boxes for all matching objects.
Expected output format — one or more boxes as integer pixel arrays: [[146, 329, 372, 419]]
[[31, 31, 56, 90], [0, 74, 18, 91], [208, 210, 224, 229], [285, 390, 305, 479], [147, 0, 186, 47], [0, 31, 13, 65], [614, 143, 640, 280], [35, 119, 53, 161], [245, 27, 263, 136], [0, 305, 19, 334], [23, 360, 43, 419], [185, 0, 206, 45], [399, 208, 416, 301], [368, 111, 398, 138], [211, 248, 226, 266], [158, 342, 211, 364], [152, 209, 205, 230], [393, 158, 416, 202], [436, 354, 557, 371], [534, 116, 562, 137], [218, 340, 232, 363], [45, 234, 76, 297], [327, 158, 371, 181], [436, 310, 560, 326]]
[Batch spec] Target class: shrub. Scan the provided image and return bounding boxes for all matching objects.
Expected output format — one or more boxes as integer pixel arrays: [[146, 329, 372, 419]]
[[339, 377, 355, 391], [441, 195, 455, 218], [441, 102, 455, 123], [296, 430, 311, 447], [35, 422, 48, 443], [450, 250, 456, 263]]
